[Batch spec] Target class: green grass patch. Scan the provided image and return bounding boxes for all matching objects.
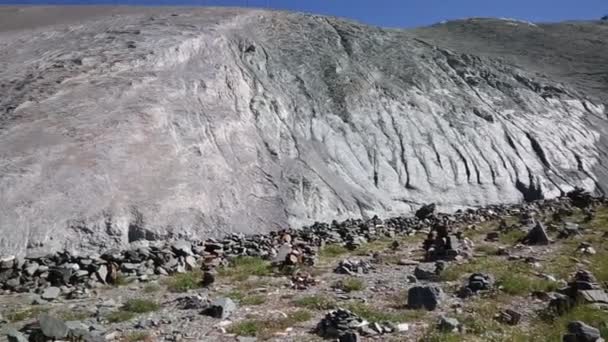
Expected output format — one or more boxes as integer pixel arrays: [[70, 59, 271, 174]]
[[114, 274, 134, 286], [227, 310, 313, 339], [499, 229, 527, 245], [345, 302, 426, 323], [218, 256, 272, 281], [106, 298, 160, 323], [318, 244, 349, 260], [524, 305, 608, 341], [123, 331, 151, 342], [55, 308, 91, 321], [106, 310, 135, 323], [225, 291, 266, 306], [334, 277, 366, 293], [165, 271, 203, 293], [143, 283, 161, 293], [293, 295, 337, 311], [4, 306, 48, 322], [439, 257, 557, 296], [122, 299, 160, 313]]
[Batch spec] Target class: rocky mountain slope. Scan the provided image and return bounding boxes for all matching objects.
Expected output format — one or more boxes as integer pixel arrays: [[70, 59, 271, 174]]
[[0, 7, 607, 256]]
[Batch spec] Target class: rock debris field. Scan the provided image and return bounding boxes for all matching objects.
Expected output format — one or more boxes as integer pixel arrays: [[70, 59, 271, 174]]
[[1, 188, 608, 341]]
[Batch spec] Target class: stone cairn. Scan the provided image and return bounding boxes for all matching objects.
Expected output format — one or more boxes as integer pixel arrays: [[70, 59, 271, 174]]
[[0, 189, 604, 298]]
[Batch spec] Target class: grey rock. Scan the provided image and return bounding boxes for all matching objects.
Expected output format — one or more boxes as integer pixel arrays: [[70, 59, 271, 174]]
[[41, 286, 61, 300], [407, 286, 443, 310], [203, 297, 237, 319], [38, 314, 69, 339], [578, 290, 608, 305], [172, 240, 193, 256], [438, 316, 460, 332], [0, 9, 607, 256], [273, 244, 293, 264], [414, 263, 439, 281], [6, 329, 28, 342], [563, 321, 601, 342], [25, 262, 39, 276], [95, 265, 108, 283]]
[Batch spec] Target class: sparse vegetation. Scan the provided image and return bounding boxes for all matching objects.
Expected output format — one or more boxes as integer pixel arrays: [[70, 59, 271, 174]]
[[227, 310, 313, 339], [55, 308, 91, 321], [106, 298, 160, 323], [334, 277, 366, 292], [122, 331, 152, 342], [4, 306, 48, 322], [143, 283, 161, 293], [106, 310, 136, 323], [318, 244, 349, 260], [218, 256, 272, 281], [165, 271, 203, 292], [226, 291, 266, 306], [293, 295, 337, 310], [122, 299, 160, 313]]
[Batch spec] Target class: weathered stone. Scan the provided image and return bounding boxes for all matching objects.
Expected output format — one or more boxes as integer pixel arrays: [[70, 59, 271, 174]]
[[523, 221, 550, 245], [38, 314, 69, 339], [6, 329, 28, 342], [407, 286, 443, 310], [578, 290, 608, 305], [203, 297, 237, 319], [438, 316, 460, 332], [95, 265, 108, 284], [563, 321, 601, 342], [172, 240, 193, 256], [41, 287, 61, 300], [415, 204, 436, 220]]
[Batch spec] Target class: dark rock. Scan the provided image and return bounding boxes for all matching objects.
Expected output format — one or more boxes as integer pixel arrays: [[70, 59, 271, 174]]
[[415, 203, 436, 220], [522, 221, 550, 245], [563, 321, 601, 342], [407, 285, 443, 310], [316, 309, 368, 338], [38, 314, 69, 339], [47, 267, 73, 286], [339, 331, 361, 342], [202, 297, 236, 319], [201, 271, 215, 287]]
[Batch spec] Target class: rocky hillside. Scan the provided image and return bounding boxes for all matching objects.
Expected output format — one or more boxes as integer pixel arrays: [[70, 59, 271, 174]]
[[0, 7, 607, 256]]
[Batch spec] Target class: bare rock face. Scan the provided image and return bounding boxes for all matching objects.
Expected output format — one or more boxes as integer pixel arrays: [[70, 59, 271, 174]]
[[0, 8, 607, 256]]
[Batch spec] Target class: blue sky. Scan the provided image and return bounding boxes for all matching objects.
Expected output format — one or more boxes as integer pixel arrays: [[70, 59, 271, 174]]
[[1, 0, 606, 27]]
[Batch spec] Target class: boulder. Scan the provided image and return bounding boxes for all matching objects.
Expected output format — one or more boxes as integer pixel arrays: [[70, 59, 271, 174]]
[[38, 314, 69, 340], [407, 286, 443, 310], [415, 204, 436, 220], [6, 329, 28, 342], [563, 321, 602, 342], [438, 316, 460, 332], [41, 287, 61, 300], [522, 221, 550, 245], [203, 297, 237, 319]]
